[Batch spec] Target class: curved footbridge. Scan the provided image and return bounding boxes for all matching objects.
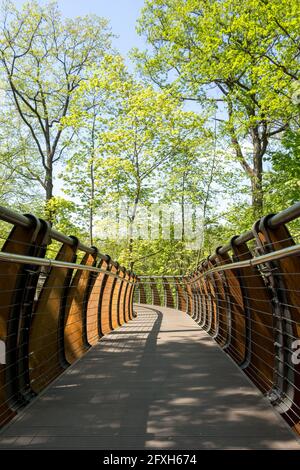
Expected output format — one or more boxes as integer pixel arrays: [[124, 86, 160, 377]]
[[0, 305, 299, 450]]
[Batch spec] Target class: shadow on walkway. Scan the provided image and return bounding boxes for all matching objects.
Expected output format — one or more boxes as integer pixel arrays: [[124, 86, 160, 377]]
[[0, 305, 299, 450]]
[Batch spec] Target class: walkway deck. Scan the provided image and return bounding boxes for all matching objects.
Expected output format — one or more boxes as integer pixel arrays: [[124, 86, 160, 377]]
[[0, 305, 299, 450]]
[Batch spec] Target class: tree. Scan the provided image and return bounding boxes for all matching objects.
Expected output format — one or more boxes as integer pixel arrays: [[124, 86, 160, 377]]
[[64, 55, 209, 264], [135, 0, 300, 217], [61, 90, 108, 246], [0, 108, 43, 210], [99, 59, 209, 262], [265, 130, 300, 213], [0, 0, 112, 207]]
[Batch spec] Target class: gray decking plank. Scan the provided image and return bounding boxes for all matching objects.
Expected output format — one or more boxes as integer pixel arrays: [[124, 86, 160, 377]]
[[0, 305, 299, 450]]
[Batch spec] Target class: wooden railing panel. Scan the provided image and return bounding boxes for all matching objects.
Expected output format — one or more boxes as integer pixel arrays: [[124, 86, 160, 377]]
[[29, 241, 77, 393], [257, 218, 300, 433], [64, 252, 97, 364], [215, 250, 246, 365], [111, 266, 122, 329], [100, 262, 114, 336], [174, 278, 186, 312], [0, 217, 46, 424], [163, 277, 174, 308]]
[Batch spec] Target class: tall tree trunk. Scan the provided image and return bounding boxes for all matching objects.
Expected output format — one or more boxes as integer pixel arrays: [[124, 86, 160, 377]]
[[45, 166, 53, 201], [89, 160, 95, 246], [128, 183, 141, 263], [252, 147, 263, 218], [45, 138, 54, 202], [181, 173, 185, 242], [128, 199, 138, 262], [44, 150, 54, 223], [195, 141, 217, 268], [227, 99, 265, 219], [89, 103, 97, 247]]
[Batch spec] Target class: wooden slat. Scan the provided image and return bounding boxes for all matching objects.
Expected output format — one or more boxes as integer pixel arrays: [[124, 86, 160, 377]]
[[184, 278, 193, 316], [231, 240, 275, 393], [138, 282, 147, 304], [150, 277, 161, 306], [163, 277, 174, 308], [216, 250, 246, 365], [64, 252, 97, 364], [257, 219, 300, 432], [174, 278, 186, 312], [111, 267, 122, 330], [0, 219, 43, 425], [120, 272, 129, 325], [29, 242, 77, 394], [87, 260, 107, 344], [99, 262, 114, 336], [209, 257, 229, 348]]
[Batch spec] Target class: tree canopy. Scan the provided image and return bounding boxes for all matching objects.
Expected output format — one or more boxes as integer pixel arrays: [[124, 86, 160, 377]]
[[0, 0, 299, 273]]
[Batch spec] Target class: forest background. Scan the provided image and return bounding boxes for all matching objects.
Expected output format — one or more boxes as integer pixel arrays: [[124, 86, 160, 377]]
[[0, 0, 299, 274]]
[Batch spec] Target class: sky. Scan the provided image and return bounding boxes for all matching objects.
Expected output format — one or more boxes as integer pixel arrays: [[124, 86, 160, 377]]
[[12, 0, 147, 59], [10, 1, 149, 196], [9, 1, 233, 211]]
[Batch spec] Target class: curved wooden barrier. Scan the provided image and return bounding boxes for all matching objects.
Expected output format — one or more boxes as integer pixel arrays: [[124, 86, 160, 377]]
[[111, 265, 121, 330], [118, 271, 128, 325], [0, 217, 47, 424], [29, 241, 78, 393], [0, 209, 136, 427], [64, 251, 97, 364], [137, 203, 300, 436], [163, 277, 174, 308]]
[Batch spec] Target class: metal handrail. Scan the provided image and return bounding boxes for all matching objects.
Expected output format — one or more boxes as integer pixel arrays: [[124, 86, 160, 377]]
[[0, 251, 133, 284], [138, 243, 300, 284], [0, 205, 122, 268], [138, 275, 182, 278], [137, 202, 300, 280], [213, 201, 300, 257], [0, 251, 135, 284]]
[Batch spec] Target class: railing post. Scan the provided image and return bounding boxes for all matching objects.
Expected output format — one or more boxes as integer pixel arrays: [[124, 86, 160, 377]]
[[17, 218, 50, 403], [96, 258, 113, 336], [110, 264, 121, 330], [199, 261, 211, 330], [64, 249, 98, 364], [0, 215, 49, 423], [117, 267, 126, 326], [150, 277, 161, 306], [183, 277, 193, 315], [29, 238, 78, 394], [126, 273, 135, 320], [254, 216, 300, 431], [121, 272, 130, 323], [209, 253, 230, 348], [86, 258, 108, 343], [206, 257, 220, 338], [215, 248, 246, 366], [163, 277, 174, 308], [230, 234, 275, 393], [190, 273, 198, 321], [174, 278, 186, 312], [197, 264, 208, 329], [137, 281, 147, 304]]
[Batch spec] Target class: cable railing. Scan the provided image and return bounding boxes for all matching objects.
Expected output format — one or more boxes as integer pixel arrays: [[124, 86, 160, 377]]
[[136, 201, 300, 436], [0, 206, 137, 427]]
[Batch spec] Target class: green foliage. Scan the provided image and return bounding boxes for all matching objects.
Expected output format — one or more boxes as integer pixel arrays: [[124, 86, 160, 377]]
[[62, 54, 212, 263], [135, 0, 300, 215], [0, 1, 299, 276], [265, 130, 300, 211], [0, 0, 112, 204], [44, 196, 88, 238]]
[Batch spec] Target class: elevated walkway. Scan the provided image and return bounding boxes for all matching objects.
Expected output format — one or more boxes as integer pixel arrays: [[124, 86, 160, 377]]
[[0, 305, 299, 450]]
